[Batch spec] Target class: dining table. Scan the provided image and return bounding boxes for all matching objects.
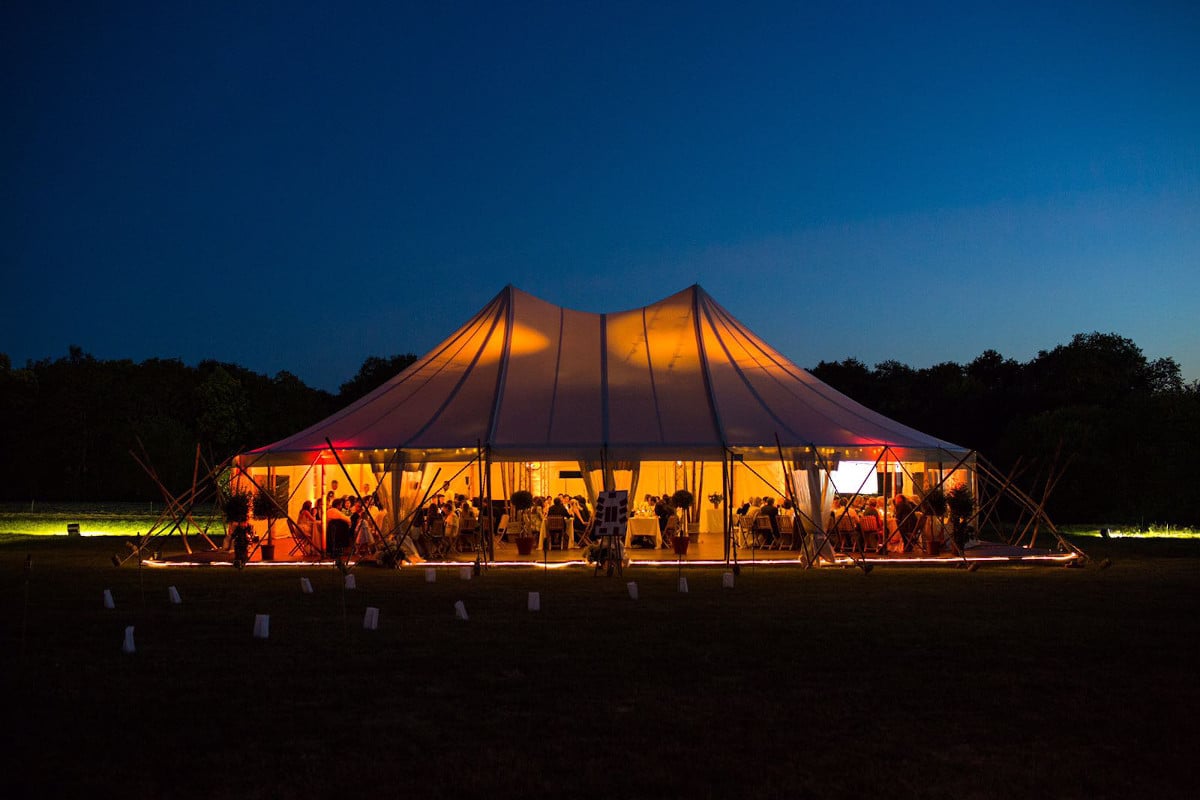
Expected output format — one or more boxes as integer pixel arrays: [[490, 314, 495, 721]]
[[537, 516, 574, 551], [625, 516, 662, 549]]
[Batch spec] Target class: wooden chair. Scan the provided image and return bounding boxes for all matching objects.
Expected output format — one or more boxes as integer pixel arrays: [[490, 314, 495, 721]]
[[456, 517, 479, 553], [752, 515, 773, 548], [859, 513, 882, 552], [426, 518, 449, 559], [834, 513, 860, 552], [545, 515, 568, 550], [735, 514, 753, 548], [286, 518, 320, 558], [575, 515, 595, 547], [773, 515, 796, 550]]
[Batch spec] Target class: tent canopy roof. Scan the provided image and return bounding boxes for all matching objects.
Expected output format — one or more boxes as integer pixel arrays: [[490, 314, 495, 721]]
[[246, 285, 967, 464]]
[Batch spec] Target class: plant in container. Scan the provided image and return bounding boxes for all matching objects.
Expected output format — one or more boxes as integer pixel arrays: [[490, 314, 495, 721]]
[[671, 488, 697, 545], [252, 485, 286, 561], [223, 489, 252, 566], [510, 490, 536, 555]]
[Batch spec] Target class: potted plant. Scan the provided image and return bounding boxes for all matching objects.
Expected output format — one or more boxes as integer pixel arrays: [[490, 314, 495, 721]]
[[510, 490, 536, 555], [671, 488, 696, 545], [223, 489, 252, 566], [946, 484, 975, 551], [707, 492, 722, 509], [252, 486, 285, 561], [671, 529, 690, 556]]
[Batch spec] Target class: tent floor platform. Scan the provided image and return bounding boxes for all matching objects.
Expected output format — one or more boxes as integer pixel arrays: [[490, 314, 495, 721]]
[[398, 534, 1079, 568], [143, 534, 1079, 568]]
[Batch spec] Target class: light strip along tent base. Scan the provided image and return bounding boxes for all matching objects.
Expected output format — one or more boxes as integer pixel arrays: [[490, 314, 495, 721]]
[[237, 285, 1059, 564]]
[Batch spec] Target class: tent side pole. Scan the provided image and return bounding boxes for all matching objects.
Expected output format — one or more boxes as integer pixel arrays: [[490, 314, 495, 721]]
[[723, 452, 731, 563]]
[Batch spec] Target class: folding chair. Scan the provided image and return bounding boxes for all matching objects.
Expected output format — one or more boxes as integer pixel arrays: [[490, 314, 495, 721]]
[[735, 514, 754, 548], [576, 516, 595, 547], [773, 515, 796, 550], [752, 515, 773, 548], [456, 518, 479, 553], [859, 514, 882, 552], [426, 518, 449, 559], [835, 515, 860, 552]]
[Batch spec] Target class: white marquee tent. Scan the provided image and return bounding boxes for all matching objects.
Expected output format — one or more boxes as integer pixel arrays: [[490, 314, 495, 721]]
[[239, 285, 976, 561]]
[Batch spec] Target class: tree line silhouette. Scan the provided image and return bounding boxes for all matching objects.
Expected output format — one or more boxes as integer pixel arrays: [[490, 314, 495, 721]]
[[2, 333, 1196, 525]]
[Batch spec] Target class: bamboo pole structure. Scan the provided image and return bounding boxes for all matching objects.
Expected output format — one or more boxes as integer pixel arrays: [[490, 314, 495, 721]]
[[129, 442, 227, 554]]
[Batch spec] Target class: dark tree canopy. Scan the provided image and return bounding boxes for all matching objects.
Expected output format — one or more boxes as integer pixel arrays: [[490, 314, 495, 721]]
[[1, 337, 1196, 525], [338, 354, 418, 405], [810, 332, 1198, 525]]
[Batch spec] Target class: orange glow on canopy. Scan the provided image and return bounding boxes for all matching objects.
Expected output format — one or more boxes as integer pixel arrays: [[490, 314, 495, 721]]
[[508, 322, 551, 357]]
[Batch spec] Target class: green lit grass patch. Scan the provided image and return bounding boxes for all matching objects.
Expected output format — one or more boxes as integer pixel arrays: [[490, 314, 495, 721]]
[[0, 502, 222, 537]]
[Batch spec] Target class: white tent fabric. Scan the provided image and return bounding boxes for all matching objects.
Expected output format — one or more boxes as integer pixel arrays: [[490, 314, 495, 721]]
[[245, 285, 966, 464]]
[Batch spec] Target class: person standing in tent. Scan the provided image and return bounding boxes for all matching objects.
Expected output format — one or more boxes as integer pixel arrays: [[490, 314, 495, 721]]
[[893, 494, 918, 552]]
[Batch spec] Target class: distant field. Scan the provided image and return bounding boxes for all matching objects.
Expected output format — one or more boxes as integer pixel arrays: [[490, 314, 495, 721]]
[[1, 533, 1196, 799], [0, 502, 222, 537], [1059, 523, 1200, 539]]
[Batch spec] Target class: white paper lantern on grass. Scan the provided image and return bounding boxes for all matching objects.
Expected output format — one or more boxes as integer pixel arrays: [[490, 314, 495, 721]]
[[363, 607, 380, 630]]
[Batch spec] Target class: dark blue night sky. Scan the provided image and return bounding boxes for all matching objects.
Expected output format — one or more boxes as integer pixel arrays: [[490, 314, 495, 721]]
[[4, 1, 1197, 391]]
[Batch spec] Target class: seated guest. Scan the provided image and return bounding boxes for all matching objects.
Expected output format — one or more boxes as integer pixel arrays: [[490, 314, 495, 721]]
[[829, 497, 860, 552], [547, 496, 569, 518], [653, 495, 673, 533], [758, 496, 780, 545], [459, 498, 477, 529], [325, 498, 352, 558], [297, 500, 316, 535], [859, 498, 883, 552], [570, 496, 592, 544]]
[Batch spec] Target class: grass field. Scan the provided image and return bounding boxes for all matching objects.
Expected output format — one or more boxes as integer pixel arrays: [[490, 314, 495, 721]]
[[2, 534, 1197, 799], [0, 502, 222, 538]]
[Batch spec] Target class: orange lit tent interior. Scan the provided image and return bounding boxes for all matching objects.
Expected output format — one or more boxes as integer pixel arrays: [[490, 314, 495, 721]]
[[220, 285, 1080, 567]]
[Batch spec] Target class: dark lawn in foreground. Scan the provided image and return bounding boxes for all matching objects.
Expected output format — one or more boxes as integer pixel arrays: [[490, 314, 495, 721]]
[[1, 535, 1196, 799]]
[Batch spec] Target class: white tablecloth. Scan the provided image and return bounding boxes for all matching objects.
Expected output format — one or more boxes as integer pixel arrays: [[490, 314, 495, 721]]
[[537, 517, 574, 550], [625, 516, 661, 549]]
